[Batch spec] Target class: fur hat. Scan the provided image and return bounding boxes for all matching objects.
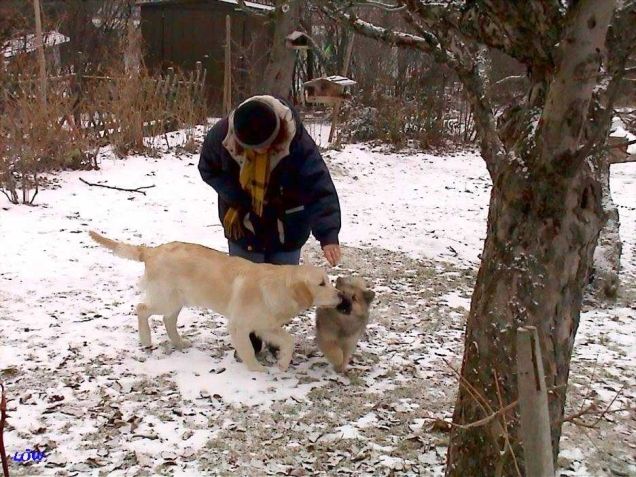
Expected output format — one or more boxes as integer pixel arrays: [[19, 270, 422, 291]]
[[232, 98, 281, 149]]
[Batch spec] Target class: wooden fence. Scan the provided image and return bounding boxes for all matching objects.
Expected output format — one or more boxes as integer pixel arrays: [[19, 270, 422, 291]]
[[1, 62, 208, 141]]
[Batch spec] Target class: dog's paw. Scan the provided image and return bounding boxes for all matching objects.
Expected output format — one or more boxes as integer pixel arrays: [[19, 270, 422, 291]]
[[277, 354, 292, 372], [139, 336, 152, 348], [247, 362, 268, 373], [334, 363, 348, 374]]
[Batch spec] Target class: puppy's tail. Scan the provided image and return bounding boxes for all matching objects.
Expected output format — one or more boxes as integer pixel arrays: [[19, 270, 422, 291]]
[[89, 230, 147, 262]]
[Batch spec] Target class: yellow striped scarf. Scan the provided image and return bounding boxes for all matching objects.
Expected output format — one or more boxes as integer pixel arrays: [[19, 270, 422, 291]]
[[223, 149, 271, 240]]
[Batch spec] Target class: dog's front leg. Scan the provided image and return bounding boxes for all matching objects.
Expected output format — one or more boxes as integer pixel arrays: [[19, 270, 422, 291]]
[[259, 329, 295, 371], [317, 337, 344, 372], [229, 322, 267, 373]]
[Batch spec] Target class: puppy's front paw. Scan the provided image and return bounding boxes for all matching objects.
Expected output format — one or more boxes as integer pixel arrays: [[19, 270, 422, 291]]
[[139, 335, 152, 348]]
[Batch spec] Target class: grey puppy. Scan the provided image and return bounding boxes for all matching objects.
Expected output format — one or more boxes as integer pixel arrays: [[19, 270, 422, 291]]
[[315, 277, 375, 373]]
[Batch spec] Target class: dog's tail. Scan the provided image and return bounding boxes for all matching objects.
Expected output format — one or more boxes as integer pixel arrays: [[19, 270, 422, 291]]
[[89, 230, 147, 262]]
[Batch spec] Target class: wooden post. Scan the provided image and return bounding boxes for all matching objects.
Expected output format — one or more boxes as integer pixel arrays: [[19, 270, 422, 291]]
[[0, 383, 8, 477], [33, 0, 47, 106], [223, 15, 232, 116], [516, 326, 555, 477], [328, 33, 354, 144]]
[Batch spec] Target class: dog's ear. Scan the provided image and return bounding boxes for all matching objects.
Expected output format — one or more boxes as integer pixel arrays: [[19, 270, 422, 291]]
[[363, 289, 375, 304], [292, 282, 314, 308]]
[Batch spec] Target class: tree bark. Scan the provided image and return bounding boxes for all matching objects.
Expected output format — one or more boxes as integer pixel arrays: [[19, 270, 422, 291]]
[[262, 0, 300, 98], [446, 157, 605, 476], [446, 2, 615, 475], [319, 1, 620, 474]]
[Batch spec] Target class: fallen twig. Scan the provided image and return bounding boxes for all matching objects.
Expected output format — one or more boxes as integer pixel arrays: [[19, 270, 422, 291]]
[[448, 399, 518, 430], [562, 383, 627, 430], [0, 383, 9, 477], [562, 403, 597, 425], [494, 369, 522, 477], [442, 358, 493, 416], [79, 178, 155, 196]]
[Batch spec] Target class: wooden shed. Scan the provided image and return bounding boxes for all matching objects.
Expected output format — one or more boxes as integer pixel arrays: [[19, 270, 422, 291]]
[[138, 0, 274, 114]]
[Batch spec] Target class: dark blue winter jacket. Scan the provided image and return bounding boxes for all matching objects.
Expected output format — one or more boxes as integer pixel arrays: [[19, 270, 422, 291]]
[[198, 98, 341, 253]]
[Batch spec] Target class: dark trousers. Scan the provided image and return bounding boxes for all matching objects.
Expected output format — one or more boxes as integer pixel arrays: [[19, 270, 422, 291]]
[[228, 241, 301, 265]]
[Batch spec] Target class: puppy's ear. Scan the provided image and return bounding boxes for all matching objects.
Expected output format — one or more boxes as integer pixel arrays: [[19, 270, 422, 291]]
[[292, 282, 314, 308], [363, 289, 375, 304]]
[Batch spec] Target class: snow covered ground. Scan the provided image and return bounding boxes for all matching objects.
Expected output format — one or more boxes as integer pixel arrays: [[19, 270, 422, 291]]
[[1, 125, 634, 476]]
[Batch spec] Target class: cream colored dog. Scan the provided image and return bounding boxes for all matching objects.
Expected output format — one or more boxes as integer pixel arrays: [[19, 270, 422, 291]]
[[89, 231, 342, 372]]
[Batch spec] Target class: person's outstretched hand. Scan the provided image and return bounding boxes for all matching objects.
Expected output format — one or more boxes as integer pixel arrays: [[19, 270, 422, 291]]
[[322, 244, 341, 267]]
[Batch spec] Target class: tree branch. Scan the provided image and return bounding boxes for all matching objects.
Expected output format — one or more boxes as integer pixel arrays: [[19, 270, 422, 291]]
[[79, 178, 156, 195], [579, 1, 636, 162], [404, 0, 562, 73], [236, 0, 272, 17], [321, 5, 443, 57], [322, 0, 507, 177], [538, 0, 616, 169], [492, 75, 530, 89], [455, 65, 508, 179], [352, 0, 405, 11], [448, 399, 518, 430]]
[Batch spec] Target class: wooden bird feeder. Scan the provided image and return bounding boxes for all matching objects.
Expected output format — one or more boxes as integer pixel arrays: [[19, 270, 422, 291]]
[[303, 75, 356, 105], [285, 31, 311, 50]]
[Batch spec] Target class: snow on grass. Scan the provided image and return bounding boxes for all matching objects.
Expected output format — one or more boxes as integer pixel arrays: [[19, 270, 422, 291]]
[[611, 117, 636, 155], [131, 348, 325, 407], [326, 145, 491, 264], [438, 291, 472, 310], [0, 127, 635, 475], [611, 161, 636, 279]]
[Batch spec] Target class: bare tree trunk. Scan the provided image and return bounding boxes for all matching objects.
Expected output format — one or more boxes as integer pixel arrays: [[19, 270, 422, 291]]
[[446, 1, 615, 475], [590, 158, 622, 298], [446, 159, 604, 476], [124, 4, 141, 75], [262, 0, 300, 98], [321, 1, 622, 473]]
